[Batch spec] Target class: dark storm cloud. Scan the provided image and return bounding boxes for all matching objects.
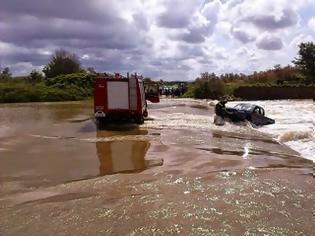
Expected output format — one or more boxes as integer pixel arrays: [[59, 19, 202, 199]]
[[3, 51, 49, 66], [176, 31, 205, 43], [80, 48, 144, 73], [0, 0, 311, 80], [177, 45, 205, 58], [246, 8, 298, 30], [231, 28, 255, 43], [0, 0, 151, 74], [158, 12, 191, 29], [0, 0, 113, 22], [0, 14, 145, 50], [149, 58, 181, 70], [257, 35, 283, 50], [148, 54, 194, 73], [0, 0, 150, 52], [85, 58, 136, 73], [197, 58, 217, 69]]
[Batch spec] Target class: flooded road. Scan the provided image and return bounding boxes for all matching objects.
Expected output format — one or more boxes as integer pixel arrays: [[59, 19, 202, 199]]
[[0, 99, 314, 235]]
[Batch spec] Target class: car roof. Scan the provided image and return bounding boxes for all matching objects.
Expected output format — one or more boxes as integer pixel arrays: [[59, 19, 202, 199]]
[[234, 103, 263, 111]]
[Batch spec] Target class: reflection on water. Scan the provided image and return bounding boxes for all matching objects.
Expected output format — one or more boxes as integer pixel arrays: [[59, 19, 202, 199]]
[[96, 129, 152, 175], [97, 140, 150, 175], [0, 101, 93, 138]]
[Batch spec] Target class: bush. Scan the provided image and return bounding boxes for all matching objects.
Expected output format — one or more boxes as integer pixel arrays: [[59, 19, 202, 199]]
[[28, 70, 44, 84], [183, 75, 224, 99], [0, 82, 86, 103], [181, 83, 195, 98], [0, 72, 97, 103], [45, 73, 96, 96]]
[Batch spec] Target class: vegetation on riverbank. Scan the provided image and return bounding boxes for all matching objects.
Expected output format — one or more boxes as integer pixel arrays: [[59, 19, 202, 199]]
[[234, 85, 314, 100], [0, 73, 95, 103], [181, 65, 314, 100], [182, 41, 315, 100], [0, 50, 96, 103]]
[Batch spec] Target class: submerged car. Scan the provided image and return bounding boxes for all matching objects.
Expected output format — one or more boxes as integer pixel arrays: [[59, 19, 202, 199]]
[[224, 103, 275, 126]]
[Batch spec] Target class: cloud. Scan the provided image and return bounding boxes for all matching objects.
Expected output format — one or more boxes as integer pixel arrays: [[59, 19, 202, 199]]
[[231, 28, 255, 43], [257, 35, 284, 50], [160, 1, 218, 43], [158, 11, 191, 29], [308, 17, 315, 31], [246, 8, 298, 30], [157, 0, 197, 28], [174, 26, 210, 44], [0, 14, 148, 50], [0, 0, 115, 22], [290, 34, 315, 48], [0, 0, 314, 80]]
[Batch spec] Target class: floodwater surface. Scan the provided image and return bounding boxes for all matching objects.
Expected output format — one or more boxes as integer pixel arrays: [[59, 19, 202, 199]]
[[0, 99, 314, 235], [1, 100, 311, 189], [0, 102, 159, 189]]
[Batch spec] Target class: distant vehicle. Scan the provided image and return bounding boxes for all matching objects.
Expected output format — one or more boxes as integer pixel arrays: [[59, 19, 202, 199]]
[[94, 73, 159, 124], [221, 103, 275, 126]]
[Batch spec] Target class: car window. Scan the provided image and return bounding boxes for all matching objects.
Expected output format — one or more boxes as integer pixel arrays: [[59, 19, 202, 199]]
[[253, 107, 259, 114], [253, 107, 264, 115], [234, 103, 252, 111], [260, 107, 265, 116]]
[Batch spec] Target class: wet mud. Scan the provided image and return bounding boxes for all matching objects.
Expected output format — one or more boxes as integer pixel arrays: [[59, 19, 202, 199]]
[[0, 99, 314, 235]]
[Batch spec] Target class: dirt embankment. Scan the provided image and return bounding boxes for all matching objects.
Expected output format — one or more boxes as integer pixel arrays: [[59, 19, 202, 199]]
[[234, 86, 315, 100]]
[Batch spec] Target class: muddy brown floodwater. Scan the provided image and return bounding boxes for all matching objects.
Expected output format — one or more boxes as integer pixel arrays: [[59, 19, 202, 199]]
[[0, 99, 314, 235]]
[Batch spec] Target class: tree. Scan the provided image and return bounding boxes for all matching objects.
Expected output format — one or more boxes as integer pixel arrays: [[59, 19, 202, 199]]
[[28, 70, 44, 84], [143, 77, 152, 83], [43, 49, 82, 78], [2, 67, 11, 75], [293, 42, 315, 83], [0, 66, 12, 80], [273, 64, 281, 70], [86, 67, 97, 74], [192, 73, 224, 99]]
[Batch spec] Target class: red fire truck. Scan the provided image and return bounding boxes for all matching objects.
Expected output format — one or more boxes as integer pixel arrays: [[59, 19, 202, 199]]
[[94, 73, 159, 124]]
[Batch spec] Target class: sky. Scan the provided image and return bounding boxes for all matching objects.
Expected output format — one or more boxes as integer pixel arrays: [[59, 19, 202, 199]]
[[0, 0, 314, 80]]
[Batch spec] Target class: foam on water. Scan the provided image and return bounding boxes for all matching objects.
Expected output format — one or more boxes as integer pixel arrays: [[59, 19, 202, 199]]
[[149, 99, 314, 162], [144, 113, 212, 130], [228, 100, 315, 162], [144, 112, 255, 138]]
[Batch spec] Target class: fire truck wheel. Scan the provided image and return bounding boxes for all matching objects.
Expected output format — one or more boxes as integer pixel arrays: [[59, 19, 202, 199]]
[[135, 116, 144, 124], [143, 110, 148, 118]]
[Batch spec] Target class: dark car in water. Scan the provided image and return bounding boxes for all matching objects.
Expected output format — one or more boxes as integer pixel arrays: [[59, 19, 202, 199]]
[[225, 103, 275, 126]]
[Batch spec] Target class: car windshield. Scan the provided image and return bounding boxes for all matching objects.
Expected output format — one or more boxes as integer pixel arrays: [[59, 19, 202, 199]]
[[234, 103, 253, 111]]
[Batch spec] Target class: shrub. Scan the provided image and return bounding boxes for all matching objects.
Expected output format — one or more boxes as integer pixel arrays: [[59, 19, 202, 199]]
[[43, 49, 82, 78]]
